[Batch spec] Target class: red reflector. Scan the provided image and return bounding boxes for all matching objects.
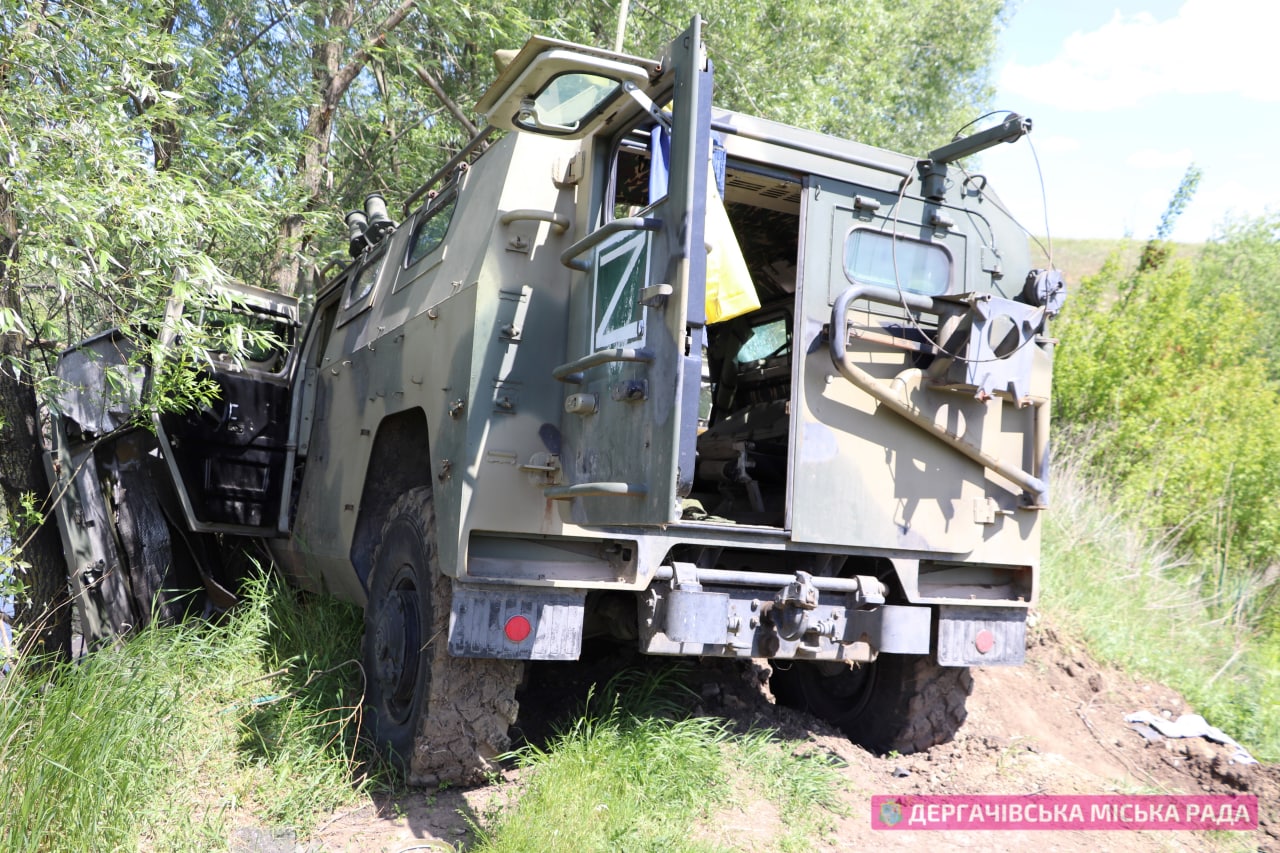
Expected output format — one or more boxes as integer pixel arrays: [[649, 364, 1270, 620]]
[[504, 615, 532, 643], [974, 629, 995, 654]]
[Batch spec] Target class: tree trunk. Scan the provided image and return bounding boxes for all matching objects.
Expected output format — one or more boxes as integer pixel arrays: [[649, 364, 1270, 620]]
[[0, 3, 71, 659], [0, 181, 71, 660], [139, 3, 182, 173], [270, 0, 419, 296]]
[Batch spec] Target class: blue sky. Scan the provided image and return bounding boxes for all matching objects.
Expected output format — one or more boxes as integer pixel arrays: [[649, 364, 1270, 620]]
[[978, 0, 1280, 246]]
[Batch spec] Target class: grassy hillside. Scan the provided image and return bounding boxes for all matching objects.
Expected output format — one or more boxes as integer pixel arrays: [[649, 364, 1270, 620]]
[[1034, 236, 1200, 285], [1042, 457, 1280, 762], [1040, 227, 1280, 762]]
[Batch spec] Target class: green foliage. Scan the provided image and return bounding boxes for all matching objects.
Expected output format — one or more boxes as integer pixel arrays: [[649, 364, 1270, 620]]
[[203, 0, 1008, 271], [1054, 244, 1280, 575], [1196, 213, 1280, 379], [608, 0, 1008, 153], [0, 569, 367, 850], [1139, 163, 1201, 272], [3, 0, 1007, 327], [1052, 203, 1280, 750], [1156, 164, 1202, 243], [0, 0, 284, 438], [1, 491, 50, 649], [1041, 457, 1280, 761], [472, 667, 845, 853]]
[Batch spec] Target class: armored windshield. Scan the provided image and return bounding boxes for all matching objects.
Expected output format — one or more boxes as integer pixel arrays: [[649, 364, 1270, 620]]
[[517, 72, 619, 133]]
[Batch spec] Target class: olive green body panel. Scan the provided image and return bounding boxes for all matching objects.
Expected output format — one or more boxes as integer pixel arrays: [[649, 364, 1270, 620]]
[[790, 177, 1044, 566], [260, 20, 1055, 671], [270, 132, 598, 601], [273, 118, 1050, 611]]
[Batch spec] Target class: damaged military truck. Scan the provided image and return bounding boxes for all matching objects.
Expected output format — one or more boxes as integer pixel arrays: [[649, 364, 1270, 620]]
[[44, 17, 1064, 784]]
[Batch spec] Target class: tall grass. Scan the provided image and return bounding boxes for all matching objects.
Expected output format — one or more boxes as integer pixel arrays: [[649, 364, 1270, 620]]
[[0, 571, 367, 851], [1042, 456, 1280, 761], [472, 668, 846, 853]]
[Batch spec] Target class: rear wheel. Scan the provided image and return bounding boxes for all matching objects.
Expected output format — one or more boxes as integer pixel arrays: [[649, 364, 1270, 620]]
[[363, 487, 522, 784], [771, 652, 972, 754]]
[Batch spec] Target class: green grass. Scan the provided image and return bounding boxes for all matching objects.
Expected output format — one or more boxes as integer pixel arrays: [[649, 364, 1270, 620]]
[[1041, 456, 1280, 762], [0, 571, 368, 851], [6, 446, 1275, 851], [471, 668, 847, 853], [2, 572, 846, 852]]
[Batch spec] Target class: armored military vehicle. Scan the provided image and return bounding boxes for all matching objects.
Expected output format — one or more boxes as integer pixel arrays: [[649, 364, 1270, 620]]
[[44, 17, 1064, 784]]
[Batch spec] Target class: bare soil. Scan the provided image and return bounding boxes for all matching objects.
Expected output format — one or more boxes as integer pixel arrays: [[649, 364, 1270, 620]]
[[297, 618, 1278, 853]]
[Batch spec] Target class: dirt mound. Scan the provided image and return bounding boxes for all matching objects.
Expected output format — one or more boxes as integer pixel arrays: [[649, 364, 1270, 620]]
[[307, 617, 1276, 852]]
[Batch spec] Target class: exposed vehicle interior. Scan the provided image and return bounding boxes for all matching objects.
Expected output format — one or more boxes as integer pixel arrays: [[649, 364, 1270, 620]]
[[612, 130, 803, 527]]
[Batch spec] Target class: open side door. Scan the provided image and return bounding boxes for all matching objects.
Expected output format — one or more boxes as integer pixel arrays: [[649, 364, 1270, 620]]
[[155, 281, 301, 536], [479, 18, 712, 526]]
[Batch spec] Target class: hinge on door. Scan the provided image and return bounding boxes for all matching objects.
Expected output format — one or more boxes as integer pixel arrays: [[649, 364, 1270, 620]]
[[554, 152, 583, 188]]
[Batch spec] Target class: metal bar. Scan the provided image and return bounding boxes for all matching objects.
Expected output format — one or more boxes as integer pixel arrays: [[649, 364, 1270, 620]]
[[849, 327, 937, 355], [829, 283, 1049, 506], [544, 482, 647, 500], [499, 209, 570, 234], [653, 565, 888, 597], [710, 119, 912, 179], [559, 216, 662, 272], [622, 81, 671, 131], [402, 126, 499, 217], [552, 347, 653, 384], [1032, 397, 1051, 508], [928, 114, 1031, 165]]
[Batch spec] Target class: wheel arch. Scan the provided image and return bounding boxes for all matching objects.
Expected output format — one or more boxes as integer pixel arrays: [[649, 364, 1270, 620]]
[[350, 408, 433, 588]]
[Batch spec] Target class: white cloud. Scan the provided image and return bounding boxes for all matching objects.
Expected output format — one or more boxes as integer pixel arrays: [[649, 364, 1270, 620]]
[[1125, 147, 1194, 169], [1000, 0, 1280, 110]]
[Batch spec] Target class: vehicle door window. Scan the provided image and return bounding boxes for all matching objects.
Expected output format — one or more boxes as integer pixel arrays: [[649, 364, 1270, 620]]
[[843, 229, 951, 296], [337, 247, 388, 327]]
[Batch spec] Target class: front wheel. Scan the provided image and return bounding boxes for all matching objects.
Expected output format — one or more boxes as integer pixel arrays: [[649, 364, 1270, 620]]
[[363, 487, 522, 785], [771, 653, 972, 754]]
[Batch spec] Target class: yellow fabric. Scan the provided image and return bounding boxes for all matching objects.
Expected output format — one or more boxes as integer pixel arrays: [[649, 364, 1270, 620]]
[[704, 164, 759, 323]]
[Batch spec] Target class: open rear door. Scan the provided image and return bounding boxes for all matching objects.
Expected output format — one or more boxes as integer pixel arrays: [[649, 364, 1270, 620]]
[[790, 176, 1043, 552], [479, 18, 712, 526], [155, 282, 301, 536]]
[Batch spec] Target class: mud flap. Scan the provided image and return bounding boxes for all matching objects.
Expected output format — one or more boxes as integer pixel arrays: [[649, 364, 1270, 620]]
[[936, 605, 1026, 666], [448, 586, 584, 660]]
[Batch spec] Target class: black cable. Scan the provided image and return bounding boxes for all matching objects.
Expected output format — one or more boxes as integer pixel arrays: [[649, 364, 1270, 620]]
[[881, 114, 1052, 365]]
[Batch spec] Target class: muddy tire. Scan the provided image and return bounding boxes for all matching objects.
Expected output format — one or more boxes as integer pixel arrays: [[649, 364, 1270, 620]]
[[363, 487, 522, 785], [771, 653, 972, 754]]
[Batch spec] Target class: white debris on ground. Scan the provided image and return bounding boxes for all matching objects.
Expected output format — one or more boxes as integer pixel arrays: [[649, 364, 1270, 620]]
[[1125, 711, 1259, 765]]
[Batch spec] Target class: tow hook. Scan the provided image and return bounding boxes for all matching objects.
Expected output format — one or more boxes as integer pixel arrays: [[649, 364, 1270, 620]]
[[769, 570, 820, 641]]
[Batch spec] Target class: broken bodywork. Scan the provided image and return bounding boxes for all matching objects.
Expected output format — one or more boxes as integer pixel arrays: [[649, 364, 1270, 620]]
[[44, 17, 1064, 781]]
